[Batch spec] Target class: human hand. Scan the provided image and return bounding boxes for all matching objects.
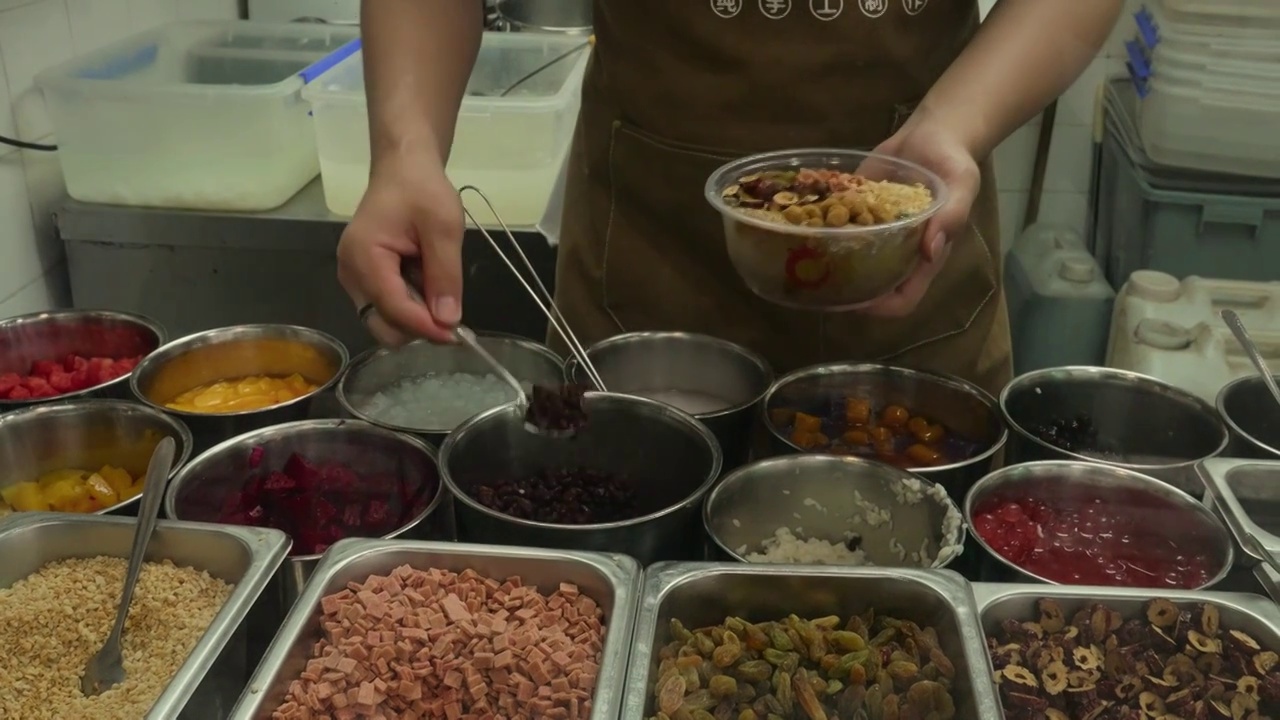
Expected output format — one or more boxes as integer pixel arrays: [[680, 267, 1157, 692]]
[[857, 116, 981, 318], [337, 154, 464, 345]]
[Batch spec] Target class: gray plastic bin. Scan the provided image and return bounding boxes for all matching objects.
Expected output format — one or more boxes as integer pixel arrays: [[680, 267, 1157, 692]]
[[1095, 124, 1280, 287]]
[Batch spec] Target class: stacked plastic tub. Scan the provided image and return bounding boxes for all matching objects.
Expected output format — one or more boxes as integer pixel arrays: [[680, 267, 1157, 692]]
[[303, 33, 590, 225], [1092, 75, 1280, 287], [36, 21, 360, 212], [1127, 0, 1280, 178]]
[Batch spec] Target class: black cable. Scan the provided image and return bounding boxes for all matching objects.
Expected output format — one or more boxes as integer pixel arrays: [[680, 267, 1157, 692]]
[[0, 135, 57, 152], [499, 41, 591, 98]]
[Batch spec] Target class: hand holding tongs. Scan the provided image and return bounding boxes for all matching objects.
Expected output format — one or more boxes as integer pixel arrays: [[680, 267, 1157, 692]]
[[364, 186, 607, 435]]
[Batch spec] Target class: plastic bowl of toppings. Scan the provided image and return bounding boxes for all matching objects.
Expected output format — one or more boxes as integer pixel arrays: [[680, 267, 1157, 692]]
[[165, 418, 450, 604], [565, 331, 773, 468], [0, 512, 288, 719], [0, 309, 164, 410], [704, 454, 965, 569], [130, 324, 348, 452], [337, 334, 564, 446], [705, 148, 946, 311], [762, 362, 1007, 503], [440, 392, 723, 565], [229, 539, 639, 720], [1001, 365, 1229, 496], [0, 399, 192, 518], [979, 588, 1280, 720], [965, 460, 1233, 590]]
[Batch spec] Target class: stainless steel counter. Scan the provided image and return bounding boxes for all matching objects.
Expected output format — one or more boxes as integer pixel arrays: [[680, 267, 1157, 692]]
[[56, 180, 559, 355]]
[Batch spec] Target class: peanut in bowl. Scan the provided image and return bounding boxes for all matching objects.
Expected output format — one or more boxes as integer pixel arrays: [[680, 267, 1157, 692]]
[[705, 148, 948, 311]]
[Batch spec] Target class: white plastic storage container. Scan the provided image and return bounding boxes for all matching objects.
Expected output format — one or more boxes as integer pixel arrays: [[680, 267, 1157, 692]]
[[1160, 0, 1280, 25], [36, 21, 360, 212], [303, 33, 590, 223], [1106, 271, 1280, 403], [1107, 270, 1280, 359], [1139, 78, 1280, 178], [1130, 2, 1280, 177], [1105, 316, 1280, 404], [1092, 119, 1280, 286], [1005, 224, 1115, 375]]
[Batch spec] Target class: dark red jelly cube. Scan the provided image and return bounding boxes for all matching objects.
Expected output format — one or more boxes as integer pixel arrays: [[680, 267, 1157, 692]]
[[262, 471, 298, 493], [282, 452, 323, 489], [341, 503, 363, 530]]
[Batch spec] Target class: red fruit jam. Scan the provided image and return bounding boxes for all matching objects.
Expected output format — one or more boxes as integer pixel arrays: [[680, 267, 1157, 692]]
[[972, 491, 1219, 589], [182, 450, 437, 557], [0, 353, 143, 400]]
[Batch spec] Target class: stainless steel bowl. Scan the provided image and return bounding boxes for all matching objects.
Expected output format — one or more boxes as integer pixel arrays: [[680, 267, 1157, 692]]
[[337, 334, 563, 447], [761, 362, 1006, 503], [1001, 366, 1229, 496], [0, 399, 193, 516], [1217, 375, 1280, 459], [964, 460, 1234, 589], [565, 331, 773, 470], [164, 418, 451, 610], [440, 392, 723, 565], [0, 309, 165, 410], [130, 324, 348, 453], [704, 454, 966, 569]]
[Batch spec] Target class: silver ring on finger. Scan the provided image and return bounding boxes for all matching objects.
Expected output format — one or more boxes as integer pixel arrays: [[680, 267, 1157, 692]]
[[357, 303, 377, 324]]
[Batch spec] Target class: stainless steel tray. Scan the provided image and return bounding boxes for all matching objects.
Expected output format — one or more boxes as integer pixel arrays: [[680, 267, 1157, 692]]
[[1199, 457, 1280, 563], [621, 563, 1001, 720], [0, 511, 291, 720], [230, 538, 641, 720], [972, 582, 1280, 719]]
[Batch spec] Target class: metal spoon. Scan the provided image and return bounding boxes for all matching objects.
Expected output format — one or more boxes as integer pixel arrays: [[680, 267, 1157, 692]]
[[383, 262, 585, 438], [454, 325, 577, 438], [454, 324, 529, 406], [1221, 309, 1280, 410], [81, 436, 177, 697]]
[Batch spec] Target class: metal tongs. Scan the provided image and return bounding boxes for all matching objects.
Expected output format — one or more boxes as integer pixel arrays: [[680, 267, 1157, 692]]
[[386, 187, 606, 436], [456, 185, 607, 394]]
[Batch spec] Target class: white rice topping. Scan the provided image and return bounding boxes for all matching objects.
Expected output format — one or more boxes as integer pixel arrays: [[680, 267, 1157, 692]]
[[738, 477, 966, 568]]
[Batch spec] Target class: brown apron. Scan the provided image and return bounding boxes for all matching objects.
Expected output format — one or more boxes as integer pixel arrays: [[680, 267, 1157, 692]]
[[550, 0, 1013, 398]]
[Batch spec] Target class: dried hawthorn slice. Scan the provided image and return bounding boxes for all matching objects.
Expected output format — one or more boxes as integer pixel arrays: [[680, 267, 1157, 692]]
[[1145, 598, 1179, 628], [1038, 598, 1066, 634]]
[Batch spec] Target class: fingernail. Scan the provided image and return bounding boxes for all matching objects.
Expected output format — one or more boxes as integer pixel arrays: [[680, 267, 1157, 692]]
[[432, 296, 461, 325], [928, 233, 946, 260]]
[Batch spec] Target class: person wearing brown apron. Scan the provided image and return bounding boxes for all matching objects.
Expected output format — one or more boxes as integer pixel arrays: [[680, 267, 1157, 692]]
[[339, 0, 1122, 400]]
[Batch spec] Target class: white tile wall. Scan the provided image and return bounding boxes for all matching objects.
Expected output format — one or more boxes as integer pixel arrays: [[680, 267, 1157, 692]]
[[989, 0, 1138, 251], [0, 0, 1134, 318], [0, 0, 240, 318]]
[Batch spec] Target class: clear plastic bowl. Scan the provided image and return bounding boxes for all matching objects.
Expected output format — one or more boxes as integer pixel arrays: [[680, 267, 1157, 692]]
[[705, 148, 947, 311]]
